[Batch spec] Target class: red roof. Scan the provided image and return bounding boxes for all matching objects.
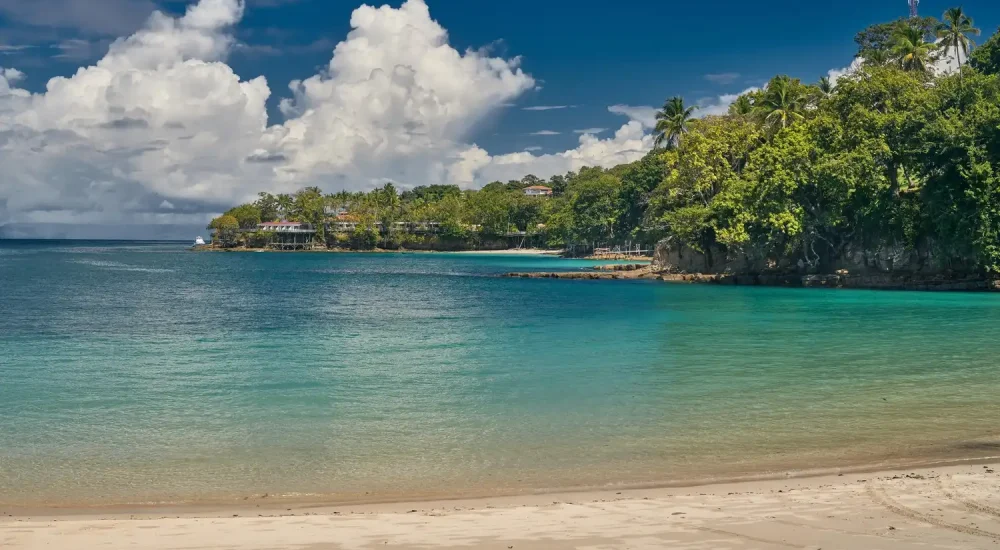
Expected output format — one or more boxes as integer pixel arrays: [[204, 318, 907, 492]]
[[524, 185, 552, 191]]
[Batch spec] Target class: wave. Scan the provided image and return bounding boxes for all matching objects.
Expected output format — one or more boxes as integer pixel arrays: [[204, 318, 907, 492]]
[[71, 259, 174, 273]]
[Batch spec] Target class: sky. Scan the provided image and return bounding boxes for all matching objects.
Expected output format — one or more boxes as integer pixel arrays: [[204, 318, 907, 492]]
[[0, 0, 998, 236]]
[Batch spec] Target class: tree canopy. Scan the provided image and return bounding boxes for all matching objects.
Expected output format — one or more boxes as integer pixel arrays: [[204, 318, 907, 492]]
[[209, 8, 1000, 273]]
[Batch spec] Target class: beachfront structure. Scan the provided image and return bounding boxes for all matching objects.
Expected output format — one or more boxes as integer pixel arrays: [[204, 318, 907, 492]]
[[328, 219, 444, 234], [523, 185, 553, 197], [257, 221, 317, 250]]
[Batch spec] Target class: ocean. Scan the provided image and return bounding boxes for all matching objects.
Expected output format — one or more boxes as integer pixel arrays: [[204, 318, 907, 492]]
[[1, 240, 999, 508]]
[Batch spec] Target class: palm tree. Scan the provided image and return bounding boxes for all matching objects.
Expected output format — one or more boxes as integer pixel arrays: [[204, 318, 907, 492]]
[[276, 193, 293, 220], [892, 24, 935, 73], [817, 76, 834, 96], [728, 94, 753, 117], [937, 6, 980, 84], [754, 75, 806, 134], [654, 96, 696, 149], [862, 48, 892, 67], [809, 76, 835, 106]]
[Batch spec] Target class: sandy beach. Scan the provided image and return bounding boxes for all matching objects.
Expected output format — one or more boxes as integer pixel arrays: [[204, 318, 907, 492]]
[[5, 462, 1000, 549]]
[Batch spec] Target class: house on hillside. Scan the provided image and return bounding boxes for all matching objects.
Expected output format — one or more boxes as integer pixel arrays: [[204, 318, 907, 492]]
[[523, 185, 553, 197]]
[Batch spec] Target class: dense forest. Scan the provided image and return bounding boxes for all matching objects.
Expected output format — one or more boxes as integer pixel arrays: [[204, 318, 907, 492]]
[[212, 8, 1000, 272]]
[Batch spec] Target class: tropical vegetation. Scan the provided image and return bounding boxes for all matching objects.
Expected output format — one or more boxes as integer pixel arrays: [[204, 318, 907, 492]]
[[211, 9, 1000, 274]]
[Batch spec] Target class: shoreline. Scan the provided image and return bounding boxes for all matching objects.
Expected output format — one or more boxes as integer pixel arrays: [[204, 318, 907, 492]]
[[194, 245, 565, 256], [506, 265, 1000, 291], [5, 452, 999, 516], [6, 462, 1000, 549]]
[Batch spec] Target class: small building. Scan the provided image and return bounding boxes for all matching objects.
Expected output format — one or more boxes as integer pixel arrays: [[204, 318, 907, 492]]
[[523, 185, 553, 197], [258, 221, 313, 232], [257, 221, 317, 249]]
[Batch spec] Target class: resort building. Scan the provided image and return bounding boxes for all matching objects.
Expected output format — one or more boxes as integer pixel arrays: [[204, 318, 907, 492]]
[[523, 185, 553, 197], [257, 221, 317, 249]]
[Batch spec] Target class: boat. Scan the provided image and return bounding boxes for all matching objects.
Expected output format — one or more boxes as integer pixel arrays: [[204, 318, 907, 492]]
[[193, 236, 206, 246]]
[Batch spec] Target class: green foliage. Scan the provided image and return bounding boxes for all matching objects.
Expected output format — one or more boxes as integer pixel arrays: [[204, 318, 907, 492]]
[[754, 75, 809, 135], [969, 27, 1000, 75], [937, 7, 980, 79], [855, 17, 939, 59], [255, 192, 280, 222], [208, 215, 240, 247], [224, 203, 261, 229], [654, 96, 696, 149], [892, 23, 937, 73], [212, 10, 1000, 271]]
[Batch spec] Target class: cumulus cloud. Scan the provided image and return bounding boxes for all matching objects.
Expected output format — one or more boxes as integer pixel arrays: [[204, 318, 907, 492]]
[[607, 104, 657, 129], [695, 87, 759, 118], [827, 57, 864, 85], [1, 67, 24, 82], [449, 120, 653, 186], [0, 0, 658, 226]]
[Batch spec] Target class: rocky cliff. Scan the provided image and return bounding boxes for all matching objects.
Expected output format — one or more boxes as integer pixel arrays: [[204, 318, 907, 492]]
[[650, 239, 997, 291]]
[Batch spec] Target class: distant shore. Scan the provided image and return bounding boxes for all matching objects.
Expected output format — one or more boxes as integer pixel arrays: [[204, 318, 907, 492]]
[[5, 462, 1000, 549], [193, 245, 565, 255]]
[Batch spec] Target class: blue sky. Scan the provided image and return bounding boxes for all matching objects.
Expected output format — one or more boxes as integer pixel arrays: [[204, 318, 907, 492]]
[[4, 0, 998, 156]]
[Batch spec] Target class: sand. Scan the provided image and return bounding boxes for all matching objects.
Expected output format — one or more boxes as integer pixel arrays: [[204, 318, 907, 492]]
[[4, 463, 1000, 549]]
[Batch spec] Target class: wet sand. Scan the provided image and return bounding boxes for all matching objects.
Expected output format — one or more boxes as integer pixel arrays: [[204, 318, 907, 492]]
[[5, 463, 1000, 549]]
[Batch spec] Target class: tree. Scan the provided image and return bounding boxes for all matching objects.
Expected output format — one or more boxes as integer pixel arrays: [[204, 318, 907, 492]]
[[855, 17, 940, 59], [728, 94, 754, 117], [969, 26, 1000, 75], [828, 66, 931, 196], [225, 203, 261, 229], [754, 75, 807, 134], [892, 24, 936, 73], [564, 169, 622, 244], [208, 215, 240, 247], [818, 76, 835, 96], [654, 96, 696, 149], [862, 48, 893, 67], [276, 194, 293, 220], [292, 187, 327, 243], [937, 6, 981, 84], [255, 193, 280, 222]]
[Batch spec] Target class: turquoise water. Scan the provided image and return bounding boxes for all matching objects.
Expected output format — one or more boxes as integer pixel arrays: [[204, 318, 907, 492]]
[[2, 240, 1000, 508]]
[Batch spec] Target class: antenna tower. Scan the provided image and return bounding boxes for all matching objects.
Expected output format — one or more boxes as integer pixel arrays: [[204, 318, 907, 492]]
[[909, 0, 919, 18]]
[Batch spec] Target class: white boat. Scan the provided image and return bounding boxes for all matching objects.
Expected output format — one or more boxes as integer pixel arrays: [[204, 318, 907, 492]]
[[193, 236, 206, 246]]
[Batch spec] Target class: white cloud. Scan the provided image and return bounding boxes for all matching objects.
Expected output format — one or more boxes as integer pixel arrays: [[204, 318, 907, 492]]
[[0, 0, 657, 226], [704, 72, 740, 84], [573, 127, 607, 135], [1, 67, 24, 82], [450, 119, 653, 187], [523, 146, 542, 151], [607, 104, 657, 129], [529, 130, 560, 136], [695, 86, 759, 118], [522, 105, 573, 111], [0, 44, 33, 53], [827, 57, 863, 85]]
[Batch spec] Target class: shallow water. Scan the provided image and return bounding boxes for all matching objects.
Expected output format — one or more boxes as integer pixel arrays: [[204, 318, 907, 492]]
[[1, 240, 999, 507]]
